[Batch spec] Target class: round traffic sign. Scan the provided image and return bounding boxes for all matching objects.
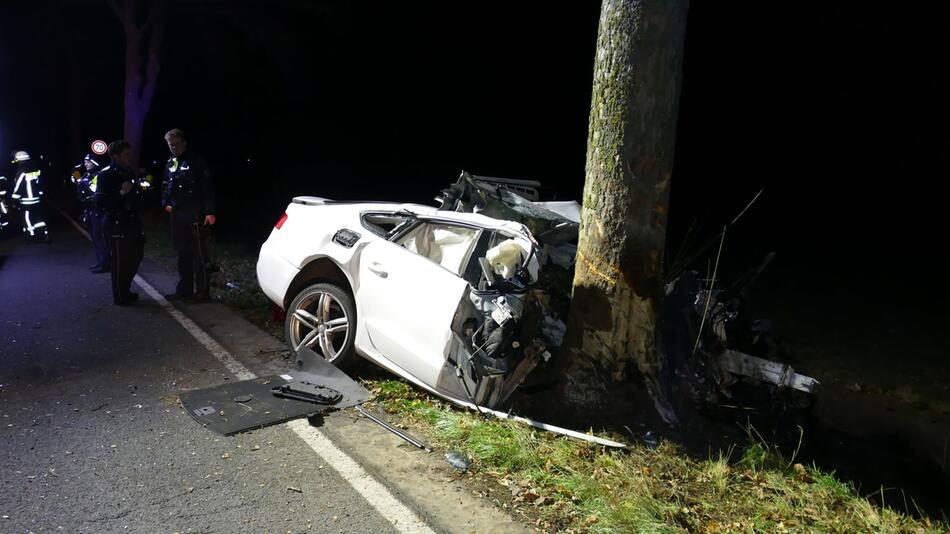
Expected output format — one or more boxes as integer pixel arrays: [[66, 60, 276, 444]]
[[91, 139, 108, 155]]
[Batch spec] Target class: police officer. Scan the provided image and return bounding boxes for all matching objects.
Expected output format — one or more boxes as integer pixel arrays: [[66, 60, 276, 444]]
[[10, 150, 50, 243], [95, 141, 144, 305], [76, 154, 111, 272], [161, 128, 216, 301]]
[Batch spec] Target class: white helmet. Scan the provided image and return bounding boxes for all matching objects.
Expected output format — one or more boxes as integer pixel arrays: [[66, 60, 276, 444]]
[[13, 151, 30, 162]]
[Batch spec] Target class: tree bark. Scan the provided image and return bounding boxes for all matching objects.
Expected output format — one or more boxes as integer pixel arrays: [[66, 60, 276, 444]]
[[110, 0, 165, 168], [561, 0, 689, 415]]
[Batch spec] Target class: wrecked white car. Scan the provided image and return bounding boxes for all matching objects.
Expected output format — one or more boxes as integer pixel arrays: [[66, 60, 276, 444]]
[[257, 177, 572, 412], [254, 172, 817, 442]]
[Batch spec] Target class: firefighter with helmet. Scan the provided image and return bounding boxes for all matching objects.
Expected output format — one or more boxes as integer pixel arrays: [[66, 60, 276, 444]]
[[10, 150, 50, 243]]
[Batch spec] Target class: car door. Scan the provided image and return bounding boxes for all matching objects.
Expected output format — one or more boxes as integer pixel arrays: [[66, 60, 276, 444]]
[[356, 220, 480, 386]]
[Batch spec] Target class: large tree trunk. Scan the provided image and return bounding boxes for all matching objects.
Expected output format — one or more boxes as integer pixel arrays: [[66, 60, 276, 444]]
[[561, 0, 689, 416], [111, 0, 165, 168]]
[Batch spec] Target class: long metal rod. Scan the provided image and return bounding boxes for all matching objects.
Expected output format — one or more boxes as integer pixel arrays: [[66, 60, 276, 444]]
[[483, 408, 628, 448], [395, 377, 629, 448], [355, 405, 431, 452]]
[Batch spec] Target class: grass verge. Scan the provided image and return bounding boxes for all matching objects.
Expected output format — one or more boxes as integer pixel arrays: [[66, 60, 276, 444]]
[[140, 214, 948, 533], [370, 380, 946, 533]]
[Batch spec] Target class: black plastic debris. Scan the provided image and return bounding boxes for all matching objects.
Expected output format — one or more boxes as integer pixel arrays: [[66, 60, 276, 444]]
[[272, 381, 343, 404], [179, 347, 369, 435]]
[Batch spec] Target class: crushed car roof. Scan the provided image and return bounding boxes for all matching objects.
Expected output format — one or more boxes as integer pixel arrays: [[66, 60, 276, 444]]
[[292, 196, 534, 236]]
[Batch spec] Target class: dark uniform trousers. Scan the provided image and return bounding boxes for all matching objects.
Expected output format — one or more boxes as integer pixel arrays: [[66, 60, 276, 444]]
[[89, 208, 110, 268], [171, 209, 211, 297], [109, 214, 144, 302]]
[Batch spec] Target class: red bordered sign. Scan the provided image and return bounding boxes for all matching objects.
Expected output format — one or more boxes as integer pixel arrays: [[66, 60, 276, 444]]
[[90, 140, 108, 155]]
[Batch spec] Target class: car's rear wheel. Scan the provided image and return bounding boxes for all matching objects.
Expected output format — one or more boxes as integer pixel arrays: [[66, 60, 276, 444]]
[[285, 282, 357, 369]]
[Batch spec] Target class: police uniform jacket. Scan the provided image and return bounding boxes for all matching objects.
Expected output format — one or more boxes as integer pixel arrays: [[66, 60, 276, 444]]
[[162, 151, 214, 216], [94, 164, 138, 219]]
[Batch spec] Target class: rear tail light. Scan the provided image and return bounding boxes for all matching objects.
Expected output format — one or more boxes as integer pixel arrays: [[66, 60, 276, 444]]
[[275, 212, 288, 229]]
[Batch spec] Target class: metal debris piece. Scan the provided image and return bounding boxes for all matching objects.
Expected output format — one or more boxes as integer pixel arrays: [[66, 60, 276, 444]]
[[641, 431, 660, 450], [271, 382, 342, 405], [717, 350, 819, 393], [444, 450, 471, 471], [355, 405, 431, 452]]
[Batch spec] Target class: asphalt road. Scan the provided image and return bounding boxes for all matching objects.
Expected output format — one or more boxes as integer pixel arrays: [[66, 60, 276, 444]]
[[0, 214, 405, 534]]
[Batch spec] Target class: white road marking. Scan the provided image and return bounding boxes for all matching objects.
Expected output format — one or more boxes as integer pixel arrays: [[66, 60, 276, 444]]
[[287, 419, 436, 533], [54, 202, 435, 534]]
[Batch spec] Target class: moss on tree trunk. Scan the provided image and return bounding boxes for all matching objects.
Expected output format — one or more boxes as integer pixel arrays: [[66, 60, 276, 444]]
[[561, 0, 689, 414]]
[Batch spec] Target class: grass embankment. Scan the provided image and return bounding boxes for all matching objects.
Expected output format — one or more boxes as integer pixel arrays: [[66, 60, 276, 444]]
[[370, 380, 945, 533], [141, 214, 947, 533]]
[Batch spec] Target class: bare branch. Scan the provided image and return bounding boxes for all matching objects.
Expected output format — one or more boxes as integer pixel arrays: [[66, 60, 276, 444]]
[[141, 5, 166, 104]]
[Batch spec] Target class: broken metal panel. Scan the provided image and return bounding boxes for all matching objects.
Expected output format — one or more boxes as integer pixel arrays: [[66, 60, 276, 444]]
[[180, 348, 369, 435], [533, 201, 581, 224], [439, 171, 578, 246], [180, 375, 329, 435], [468, 173, 543, 202], [717, 349, 819, 394]]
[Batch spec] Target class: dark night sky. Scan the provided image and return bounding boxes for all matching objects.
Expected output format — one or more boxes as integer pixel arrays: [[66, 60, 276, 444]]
[[1, 1, 947, 286]]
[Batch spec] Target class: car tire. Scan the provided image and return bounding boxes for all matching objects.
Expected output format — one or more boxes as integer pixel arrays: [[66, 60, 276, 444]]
[[285, 282, 357, 370]]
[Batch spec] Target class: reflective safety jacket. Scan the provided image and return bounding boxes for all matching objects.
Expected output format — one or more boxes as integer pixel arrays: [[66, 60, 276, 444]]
[[11, 161, 43, 205], [76, 171, 97, 209], [162, 151, 214, 215]]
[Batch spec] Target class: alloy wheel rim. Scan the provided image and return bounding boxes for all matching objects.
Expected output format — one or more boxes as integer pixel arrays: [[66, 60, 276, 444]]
[[290, 290, 349, 361]]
